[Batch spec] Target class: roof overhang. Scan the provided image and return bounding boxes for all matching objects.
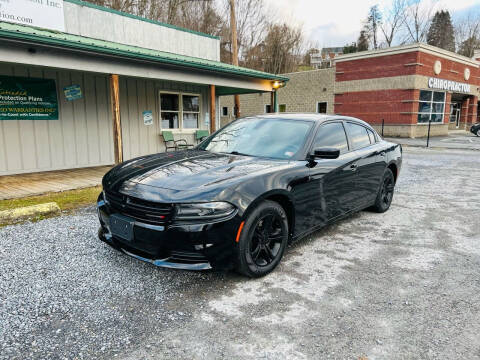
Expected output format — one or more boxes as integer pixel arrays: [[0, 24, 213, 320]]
[[0, 21, 288, 93]]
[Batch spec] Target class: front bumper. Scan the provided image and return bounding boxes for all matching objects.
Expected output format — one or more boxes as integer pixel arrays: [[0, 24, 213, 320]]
[[97, 196, 241, 270]]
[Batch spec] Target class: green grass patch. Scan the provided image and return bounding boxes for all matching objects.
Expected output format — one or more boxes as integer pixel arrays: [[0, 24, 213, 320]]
[[0, 186, 102, 212]]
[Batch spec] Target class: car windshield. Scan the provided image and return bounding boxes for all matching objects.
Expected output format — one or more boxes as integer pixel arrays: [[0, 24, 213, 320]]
[[199, 117, 313, 160]]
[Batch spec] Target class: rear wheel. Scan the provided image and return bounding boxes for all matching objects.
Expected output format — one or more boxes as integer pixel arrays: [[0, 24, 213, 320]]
[[236, 200, 288, 278], [372, 168, 395, 213]]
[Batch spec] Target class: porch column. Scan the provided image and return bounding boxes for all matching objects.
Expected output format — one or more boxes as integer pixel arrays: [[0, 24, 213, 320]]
[[273, 90, 278, 112], [110, 74, 123, 164], [210, 85, 216, 133]]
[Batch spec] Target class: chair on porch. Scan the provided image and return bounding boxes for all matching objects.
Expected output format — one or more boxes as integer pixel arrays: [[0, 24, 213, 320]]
[[195, 130, 210, 144], [161, 131, 193, 152]]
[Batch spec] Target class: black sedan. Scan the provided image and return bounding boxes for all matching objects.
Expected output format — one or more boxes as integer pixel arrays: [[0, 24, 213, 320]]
[[471, 123, 480, 137], [97, 114, 402, 277]]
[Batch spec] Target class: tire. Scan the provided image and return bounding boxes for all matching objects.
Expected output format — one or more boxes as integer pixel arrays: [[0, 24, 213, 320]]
[[236, 200, 289, 278], [372, 168, 395, 213], [476, 128, 480, 137]]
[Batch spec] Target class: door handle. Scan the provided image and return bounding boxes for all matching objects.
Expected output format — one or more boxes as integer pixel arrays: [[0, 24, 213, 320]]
[[380, 151, 386, 157], [350, 163, 358, 171]]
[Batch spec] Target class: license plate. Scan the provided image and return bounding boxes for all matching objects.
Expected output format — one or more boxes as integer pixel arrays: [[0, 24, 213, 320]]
[[110, 214, 135, 241]]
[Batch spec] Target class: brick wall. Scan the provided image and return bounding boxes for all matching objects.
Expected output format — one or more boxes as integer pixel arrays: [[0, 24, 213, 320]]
[[335, 89, 417, 125], [336, 52, 419, 82], [219, 68, 335, 126]]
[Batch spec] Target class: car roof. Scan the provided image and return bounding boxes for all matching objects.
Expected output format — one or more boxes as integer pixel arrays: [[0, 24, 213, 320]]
[[241, 113, 373, 128]]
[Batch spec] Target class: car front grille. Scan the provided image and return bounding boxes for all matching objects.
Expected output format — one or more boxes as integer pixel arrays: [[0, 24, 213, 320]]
[[104, 191, 174, 225]]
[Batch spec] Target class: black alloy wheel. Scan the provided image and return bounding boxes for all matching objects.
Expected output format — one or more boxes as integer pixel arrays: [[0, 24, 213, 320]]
[[236, 200, 288, 277], [476, 128, 480, 137], [372, 168, 395, 213]]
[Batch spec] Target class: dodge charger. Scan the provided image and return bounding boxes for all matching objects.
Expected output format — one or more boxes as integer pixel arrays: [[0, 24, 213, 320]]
[[97, 114, 402, 277]]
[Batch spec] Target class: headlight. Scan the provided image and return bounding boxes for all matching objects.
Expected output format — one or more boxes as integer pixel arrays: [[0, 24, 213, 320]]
[[174, 202, 236, 220]]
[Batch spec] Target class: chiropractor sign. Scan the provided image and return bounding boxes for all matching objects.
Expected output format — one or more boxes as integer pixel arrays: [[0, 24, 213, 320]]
[[0, 0, 65, 32], [428, 77, 471, 94]]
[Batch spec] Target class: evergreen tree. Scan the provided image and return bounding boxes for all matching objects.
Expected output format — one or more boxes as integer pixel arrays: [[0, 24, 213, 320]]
[[343, 42, 358, 54], [427, 10, 455, 52], [357, 30, 370, 51], [366, 5, 382, 49]]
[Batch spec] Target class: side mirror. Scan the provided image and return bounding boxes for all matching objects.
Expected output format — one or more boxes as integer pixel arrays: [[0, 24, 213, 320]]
[[312, 147, 340, 159]]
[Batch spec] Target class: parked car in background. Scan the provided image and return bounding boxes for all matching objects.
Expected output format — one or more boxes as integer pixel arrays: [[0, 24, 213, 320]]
[[471, 123, 480, 137], [97, 114, 402, 277]]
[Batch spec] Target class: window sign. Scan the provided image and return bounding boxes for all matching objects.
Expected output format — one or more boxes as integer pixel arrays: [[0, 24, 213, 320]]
[[0, 75, 59, 120], [0, 0, 65, 32], [64, 85, 82, 101], [143, 110, 153, 125]]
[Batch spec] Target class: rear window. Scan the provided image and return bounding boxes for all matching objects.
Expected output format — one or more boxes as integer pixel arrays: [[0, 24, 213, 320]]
[[345, 122, 371, 150]]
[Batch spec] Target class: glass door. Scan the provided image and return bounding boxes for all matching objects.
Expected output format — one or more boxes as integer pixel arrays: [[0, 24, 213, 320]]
[[450, 103, 461, 128]]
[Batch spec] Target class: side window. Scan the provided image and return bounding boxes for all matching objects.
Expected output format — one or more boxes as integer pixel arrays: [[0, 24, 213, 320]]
[[313, 122, 349, 154], [367, 128, 376, 144], [345, 122, 371, 150]]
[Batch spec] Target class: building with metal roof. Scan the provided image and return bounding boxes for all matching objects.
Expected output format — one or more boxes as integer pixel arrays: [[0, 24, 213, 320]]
[[0, 0, 287, 176]]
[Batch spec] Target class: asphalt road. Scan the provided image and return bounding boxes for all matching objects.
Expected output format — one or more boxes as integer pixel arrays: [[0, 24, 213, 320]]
[[1, 147, 479, 360]]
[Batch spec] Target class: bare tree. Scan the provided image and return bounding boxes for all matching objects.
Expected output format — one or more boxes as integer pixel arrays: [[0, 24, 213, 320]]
[[262, 23, 303, 74], [380, 0, 407, 47], [401, 0, 437, 43], [454, 10, 480, 57]]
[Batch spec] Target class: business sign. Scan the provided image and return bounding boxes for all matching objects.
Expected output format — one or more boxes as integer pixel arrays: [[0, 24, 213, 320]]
[[0, 0, 65, 32], [143, 110, 153, 125], [64, 85, 82, 101], [428, 77, 471, 93], [0, 75, 59, 120]]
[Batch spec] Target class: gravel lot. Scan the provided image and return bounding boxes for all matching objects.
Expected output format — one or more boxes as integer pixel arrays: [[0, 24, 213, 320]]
[[1, 147, 479, 359]]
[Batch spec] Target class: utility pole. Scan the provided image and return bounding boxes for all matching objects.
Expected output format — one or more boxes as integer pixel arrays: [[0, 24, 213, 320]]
[[229, 0, 240, 118]]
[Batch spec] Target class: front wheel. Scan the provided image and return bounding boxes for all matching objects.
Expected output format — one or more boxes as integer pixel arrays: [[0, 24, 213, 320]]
[[476, 128, 480, 137], [372, 168, 395, 213], [236, 200, 289, 278]]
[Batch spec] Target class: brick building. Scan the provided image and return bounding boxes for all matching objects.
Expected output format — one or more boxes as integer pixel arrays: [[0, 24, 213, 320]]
[[220, 43, 480, 138]]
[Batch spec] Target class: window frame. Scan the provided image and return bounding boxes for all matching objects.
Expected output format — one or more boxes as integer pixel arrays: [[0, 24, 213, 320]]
[[344, 121, 375, 151], [316, 101, 328, 114], [159, 91, 202, 131], [309, 120, 350, 155], [417, 90, 445, 124]]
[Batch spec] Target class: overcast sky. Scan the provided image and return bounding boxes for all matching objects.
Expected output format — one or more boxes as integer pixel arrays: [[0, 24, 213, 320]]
[[263, 0, 480, 48]]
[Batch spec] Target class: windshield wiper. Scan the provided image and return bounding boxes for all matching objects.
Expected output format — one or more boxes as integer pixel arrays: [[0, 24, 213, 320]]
[[225, 151, 250, 156]]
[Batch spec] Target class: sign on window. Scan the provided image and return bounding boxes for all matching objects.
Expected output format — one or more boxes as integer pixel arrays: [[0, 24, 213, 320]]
[[0, 75, 59, 120], [0, 0, 65, 32]]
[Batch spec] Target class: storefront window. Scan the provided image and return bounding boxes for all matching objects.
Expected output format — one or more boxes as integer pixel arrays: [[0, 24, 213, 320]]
[[418, 90, 445, 123], [160, 92, 200, 129]]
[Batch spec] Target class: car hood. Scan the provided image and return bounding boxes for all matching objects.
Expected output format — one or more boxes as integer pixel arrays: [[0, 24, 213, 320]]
[[104, 150, 288, 192]]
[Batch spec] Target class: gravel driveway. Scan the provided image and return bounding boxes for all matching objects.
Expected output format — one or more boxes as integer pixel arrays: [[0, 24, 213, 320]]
[[1, 147, 479, 360]]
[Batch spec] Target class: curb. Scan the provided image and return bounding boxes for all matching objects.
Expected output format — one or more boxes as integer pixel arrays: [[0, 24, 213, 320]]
[[0, 202, 61, 223], [398, 144, 480, 151]]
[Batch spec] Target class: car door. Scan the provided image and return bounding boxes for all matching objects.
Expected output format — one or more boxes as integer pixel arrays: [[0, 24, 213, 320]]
[[308, 121, 359, 226], [344, 122, 383, 207]]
